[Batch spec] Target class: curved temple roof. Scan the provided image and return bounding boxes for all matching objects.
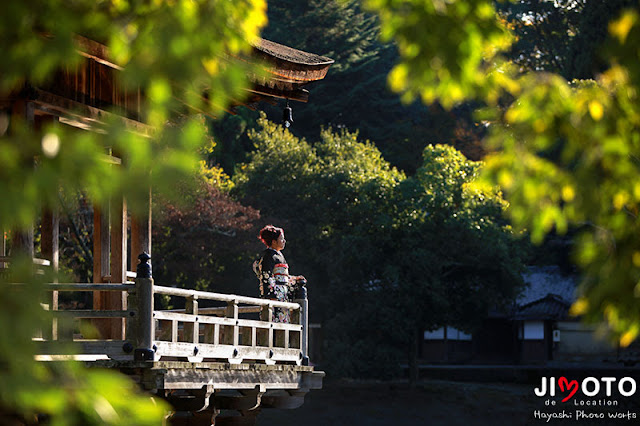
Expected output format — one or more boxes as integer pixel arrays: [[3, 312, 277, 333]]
[[253, 38, 334, 66], [248, 38, 334, 103]]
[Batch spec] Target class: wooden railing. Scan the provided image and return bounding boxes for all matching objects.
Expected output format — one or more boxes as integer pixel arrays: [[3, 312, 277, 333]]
[[34, 277, 309, 366], [0, 256, 51, 267], [146, 284, 307, 364]]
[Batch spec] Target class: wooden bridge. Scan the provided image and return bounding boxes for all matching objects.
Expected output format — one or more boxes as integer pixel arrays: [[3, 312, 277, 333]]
[[30, 255, 323, 425]]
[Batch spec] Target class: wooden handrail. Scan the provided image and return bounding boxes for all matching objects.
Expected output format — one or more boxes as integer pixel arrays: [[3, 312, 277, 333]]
[[42, 283, 135, 292], [0, 256, 51, 266], [52, 309, 134, 318], [166, 306, 262, 315], [153, 285, 299, 309], [153, 311, 302, 331]]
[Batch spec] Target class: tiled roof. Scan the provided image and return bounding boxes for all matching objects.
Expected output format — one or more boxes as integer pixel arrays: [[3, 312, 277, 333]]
[[253, 39, 334, 66], [514, 294, 571, 320], [518, 266, 577, 306], [513, 266, 578, 320]]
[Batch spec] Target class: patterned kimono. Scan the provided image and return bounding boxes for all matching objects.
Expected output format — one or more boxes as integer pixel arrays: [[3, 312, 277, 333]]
[[253, 248, 293, 323]]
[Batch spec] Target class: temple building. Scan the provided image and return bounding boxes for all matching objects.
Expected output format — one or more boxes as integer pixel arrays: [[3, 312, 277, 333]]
[[1, 35, 333, 426]]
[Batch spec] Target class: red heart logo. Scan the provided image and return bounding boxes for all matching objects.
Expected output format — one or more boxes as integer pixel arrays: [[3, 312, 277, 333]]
[[558, 377, 579, 402]]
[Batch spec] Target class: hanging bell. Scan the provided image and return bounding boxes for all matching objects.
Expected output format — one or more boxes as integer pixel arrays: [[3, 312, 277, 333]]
[[282, 101, 293, 128]]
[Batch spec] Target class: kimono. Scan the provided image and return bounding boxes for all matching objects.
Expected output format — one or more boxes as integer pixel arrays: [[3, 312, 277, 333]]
[[253, 248, 294, 323]]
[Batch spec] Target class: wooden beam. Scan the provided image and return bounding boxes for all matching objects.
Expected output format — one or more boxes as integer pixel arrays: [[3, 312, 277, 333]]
[[51, 310, 134, 318], [27, 88, 153, 137], [246, 86, 309, 103], [74, 35, 124, 71], [44, 283, 135, 291], [158, 363, 323, 391]]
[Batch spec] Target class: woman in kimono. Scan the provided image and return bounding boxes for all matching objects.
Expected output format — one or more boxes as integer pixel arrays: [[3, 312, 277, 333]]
[[253, 225, 306, 323]]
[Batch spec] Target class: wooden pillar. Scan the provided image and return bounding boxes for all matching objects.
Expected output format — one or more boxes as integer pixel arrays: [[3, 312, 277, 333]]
[[92, 203, 111, 338], [92, 203, 111, 283], [92, 196, 127, 339], [109, 197, 127, 339], [1, 229, 5, 269], [10, 101, 35, 259], [0, 103, 7, 267], [130, 187, 152, 272], [41, 209, 59, 339], [228, 300, 239, 347], [184, 297, 199, 344], [12, 230, 34, 257], [41, 210, 59, 267]]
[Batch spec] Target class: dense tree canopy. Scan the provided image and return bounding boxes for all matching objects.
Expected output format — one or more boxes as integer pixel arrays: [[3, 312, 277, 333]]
[[498, 0, 635, 79], [233, 116, 524, 377], [364, 0, 640, 345]]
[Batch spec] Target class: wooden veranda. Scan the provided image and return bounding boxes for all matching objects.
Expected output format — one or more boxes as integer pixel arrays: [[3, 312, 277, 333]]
[[32, 260, 322, 425], [2, 35, 332, 425]]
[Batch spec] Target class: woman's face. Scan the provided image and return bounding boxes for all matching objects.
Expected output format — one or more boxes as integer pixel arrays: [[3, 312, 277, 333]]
[[272, 232, 286, 251]]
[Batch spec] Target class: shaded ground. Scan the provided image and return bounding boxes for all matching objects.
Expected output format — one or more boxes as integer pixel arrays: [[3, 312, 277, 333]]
[[257, 379, 638, 426]]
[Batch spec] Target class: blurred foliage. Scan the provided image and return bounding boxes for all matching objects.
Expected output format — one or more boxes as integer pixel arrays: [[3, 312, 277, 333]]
[[1, 0, 267, 225], [233, 117, 524, 377], [0, 258, 169, 425], [365, 0, 640, 344], [1, 0, 268, 423], [482, 63, 640, 345], [362, 0, 517, 108]]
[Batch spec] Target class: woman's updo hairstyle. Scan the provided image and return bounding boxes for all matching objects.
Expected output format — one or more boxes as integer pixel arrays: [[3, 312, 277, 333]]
[[258, 225, 282, 247]]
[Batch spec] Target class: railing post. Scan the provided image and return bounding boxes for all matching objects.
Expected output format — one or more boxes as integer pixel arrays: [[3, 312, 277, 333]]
[[268, 304, 274, 349], [294, 285, 309, 366], [185, 296, 199, 345], [226, 299, 239, 347], [134, 252, 155, 361]]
